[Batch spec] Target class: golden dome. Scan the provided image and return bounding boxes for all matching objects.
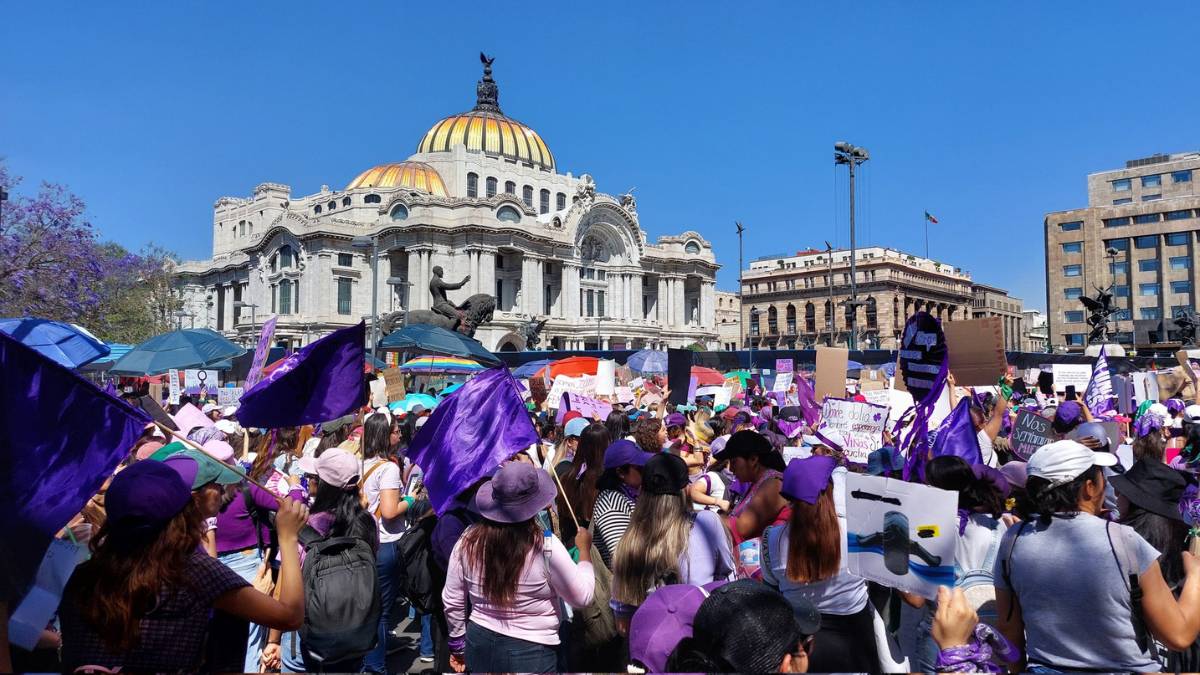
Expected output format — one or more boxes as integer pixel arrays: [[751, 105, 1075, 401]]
[[416, 53, 555, 172], [346, 161, 447, 196]]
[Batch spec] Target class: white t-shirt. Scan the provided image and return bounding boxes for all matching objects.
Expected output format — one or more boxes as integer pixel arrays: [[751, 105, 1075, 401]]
[[690, 471, 727, 511], [362, 457, 405, 543], [977, 429, 998, 467]]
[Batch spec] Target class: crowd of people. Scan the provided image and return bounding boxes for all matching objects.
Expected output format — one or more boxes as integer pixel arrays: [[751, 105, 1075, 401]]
[[10, 365, 1200, 674]]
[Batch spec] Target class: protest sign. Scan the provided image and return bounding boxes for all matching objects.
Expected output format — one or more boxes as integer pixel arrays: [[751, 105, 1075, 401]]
[[943, 317, 1007, 386], [860, 377, 886, 392], [817, 397, 889, 465], [596, 359, 617, 396], [380, 367, 406, 402], [8, 538, 87, 649], [1010, 409, 1054, 460], [369, 378, 387, 408], [1157, 367, 1195, 401], [1051, 364, 1091, 393], [548, 375, 595, 405], [183, 369, 219, 394], [776, 358, 793, 373], [149, 382, 164, 406], [845, 473, 958, 599], [629, 377, 645, 391], [217, 386, 244, 406], [167, 368, 181, 405], [558, 391, 613, 422], [615, 386, 635, 404], [714, 386, 732, 408], [1178, 350, 1200, 392], [773, 371, 793, 393], [245, 314, 278, 389], [898, 313, 948, 404], [1132, 371, 1160, 404], [667, 348, 692, 406], [815, 346, 849, 403], [863, 388, 891, 408]]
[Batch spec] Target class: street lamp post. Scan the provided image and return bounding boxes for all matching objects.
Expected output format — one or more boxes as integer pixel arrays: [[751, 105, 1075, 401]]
[[824, 240, 835, 346], [834, 141, 869, 350], [748, 307, 764, 373], [736, 221, 745, 355], [233, 301, 258, 347], [352, 235, 380, 363]]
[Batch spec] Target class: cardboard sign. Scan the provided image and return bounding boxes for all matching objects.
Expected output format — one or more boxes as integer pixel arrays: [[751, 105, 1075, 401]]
[[1051, 364, 1091, 393], [149, 382, 164, 405], [776, 358, 794, 374], [1010, 409, 1054, 461], [1177, 351, 1200, 392], [1156, 368, 1195, 401], [774, 371, 794, 393], [614, 365, 634, 386], [860, 378, 886, 392], [558, 392, 613, 422], [381, 367, 406, 402], [845, 474, 958, 600], [815, 346, 850, 403], [167, 368, 181, 405], [217, 386, 244, 406], [1132, 371, 1159, 403], [898, 312, 947, 404], [596, 359, 617, 396], [943, 317, 1008, 387], [817, 397, 889, 465]]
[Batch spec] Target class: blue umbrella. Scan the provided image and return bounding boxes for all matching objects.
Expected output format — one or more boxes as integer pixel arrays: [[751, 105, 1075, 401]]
[[626, 348, 668, 374], [378, 324, 501, 367], [511, 359, 554, 379], [109, 328, 247, 375], [0, 318, 110, 368], [847, 360, 864, 372], [388, 393, 438, 413]]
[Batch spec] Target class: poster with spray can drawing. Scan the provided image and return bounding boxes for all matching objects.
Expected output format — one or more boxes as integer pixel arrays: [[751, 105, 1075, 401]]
[[844, 473, 958, 600]]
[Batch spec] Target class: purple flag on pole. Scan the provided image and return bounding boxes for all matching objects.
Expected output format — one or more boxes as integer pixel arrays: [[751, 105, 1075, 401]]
[[931, 398, 983, 465], [408, 367, 539, 515], [1085, 345, 1115, 416], [244, 315, 278, 390], [237, 322, 367, 428], [0, 331, 151, 603], [794, 373, 821, 427]]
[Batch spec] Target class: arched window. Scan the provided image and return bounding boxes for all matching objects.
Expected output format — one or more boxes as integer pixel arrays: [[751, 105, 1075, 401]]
[[866, 297, 878, 328], [824, 300, 834, 332], [685, 241, 701, 254], [522, 185, 533, 207], [786, 304, 796, 333], [496, 205, 522, 223], [486, 177, 497, 198], [767, 306, 778, 334], [504, 180, 516, 195], [539, 189, 550, 214], [313, 204, 322, 214], [467, 173, 479, 198], [751, 307, 761, 337], [390, 204, 409, 221], [364, 193, 381, 204], [327, 200, 336, 210], [556, 192, 566, 211], [342, 196, 351, 207], [239, 220, 246, 236], [805, 302, 816, 333], [278, 245, 294, 269]]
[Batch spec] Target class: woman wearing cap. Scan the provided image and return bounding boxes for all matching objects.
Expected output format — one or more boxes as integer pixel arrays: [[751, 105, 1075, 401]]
[[555, 422, 611, 551], [995, 439, 1200, 671], [360, 412, 412, 673], [442, 462, 595, 673], [760, 455, 876, 672], [611, 453, 734, 630], [263, 448, 379, 672], [59, 460, 309, 672], [721, 430, 791, 555], [592, 439, 656, 568]]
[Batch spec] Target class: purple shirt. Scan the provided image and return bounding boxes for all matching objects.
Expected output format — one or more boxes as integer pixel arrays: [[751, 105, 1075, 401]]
[[215, 482, 301, 554]]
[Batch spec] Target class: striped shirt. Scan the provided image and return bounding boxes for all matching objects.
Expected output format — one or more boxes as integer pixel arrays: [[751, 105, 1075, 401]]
[[592, 489, 636, 568]]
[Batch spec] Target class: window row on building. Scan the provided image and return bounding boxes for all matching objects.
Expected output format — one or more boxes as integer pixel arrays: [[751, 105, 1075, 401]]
[[465, 173, 567, 214], [748, 299, 881, 336], [313, 194, 382, 215], [1111, 169, 1192, 192], [1103, 209, 1200, 228]]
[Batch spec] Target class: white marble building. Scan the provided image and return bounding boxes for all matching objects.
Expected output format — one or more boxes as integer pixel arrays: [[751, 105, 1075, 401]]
[[175, 56, 719, 352]]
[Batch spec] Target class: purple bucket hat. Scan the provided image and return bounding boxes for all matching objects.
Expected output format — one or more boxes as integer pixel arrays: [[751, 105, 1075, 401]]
[[1052, 401, 1083, 434], [629, 584, 713, 672], [781, 455, 837, 504], [472, 462, 558, 523]]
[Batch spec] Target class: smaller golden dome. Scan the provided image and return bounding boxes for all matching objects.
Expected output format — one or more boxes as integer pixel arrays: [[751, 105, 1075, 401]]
[[346, 161, 447, 196]]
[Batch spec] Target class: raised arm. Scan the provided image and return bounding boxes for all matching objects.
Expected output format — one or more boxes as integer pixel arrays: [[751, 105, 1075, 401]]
[[1141, 555, 1200, 651], [214, 498, 308, 631]]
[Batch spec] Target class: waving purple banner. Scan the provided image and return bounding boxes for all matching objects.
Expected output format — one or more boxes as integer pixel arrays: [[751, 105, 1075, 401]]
[[244, 315, 278, 389]]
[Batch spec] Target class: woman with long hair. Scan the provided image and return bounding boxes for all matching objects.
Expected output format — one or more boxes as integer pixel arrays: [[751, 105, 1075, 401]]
[[605, 409, 631, 443], [717, 430, 790, 555], [360, 411, 412, 673], [592, 439, 655, 568], [263, 448, 379, 672], [555, 422, 610, 549], [443, 462, 595, 673], [996, 440, 1200, 671], [611, 453, 733, 628], [760, 454, 876, 672], [59, 460, 307, 672]]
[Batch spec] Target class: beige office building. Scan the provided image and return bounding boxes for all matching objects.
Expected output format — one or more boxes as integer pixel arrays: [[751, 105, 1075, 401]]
[[1045, 152, 1200, 352], [739, 246, 987, 350], [715, 290, 741, 351]]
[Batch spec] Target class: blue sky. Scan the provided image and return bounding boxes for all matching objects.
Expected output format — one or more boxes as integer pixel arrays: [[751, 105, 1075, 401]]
[[3, 2, 1198, 312]]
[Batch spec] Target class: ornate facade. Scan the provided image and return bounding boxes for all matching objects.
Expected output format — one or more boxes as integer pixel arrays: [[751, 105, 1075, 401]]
[[175, 56, 719, 351]]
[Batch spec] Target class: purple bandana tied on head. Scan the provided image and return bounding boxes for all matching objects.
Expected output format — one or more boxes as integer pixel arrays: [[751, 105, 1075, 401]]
[[1134, 413, 1165, 439]]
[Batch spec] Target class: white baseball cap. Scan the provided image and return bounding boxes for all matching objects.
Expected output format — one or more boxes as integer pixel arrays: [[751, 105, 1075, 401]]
[[1148, 403, 1170, 419], [201, 403, 219, 414], [297, 448, 360, 489], [1185, 404, 1200, 424], [1028, 439, 1118, 488]]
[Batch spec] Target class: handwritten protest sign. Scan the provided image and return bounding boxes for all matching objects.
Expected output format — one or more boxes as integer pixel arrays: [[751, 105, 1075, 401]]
[[773, 371, 793, 393], [615, 386, 635, 404], [863, 388, 891, 408], [548, 375, 595, 406], [167, 368, 181, 405], [381, 367, 406, 402], [1051, 364, 1091, 393], [899, 313, 947, 404], [817, 397, 889, 465], [557, 392, 613, 423], [776, 358, 793, 373], [715, 386, 732, 408], [1010, 409, 1053, 460], [845, 474, 958, 600], [217, 387, 244, 407]]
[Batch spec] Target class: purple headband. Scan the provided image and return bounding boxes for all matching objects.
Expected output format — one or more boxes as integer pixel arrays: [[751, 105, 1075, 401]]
[[1134, 414, 1164, 439], [1167, 399, 1186, 414]]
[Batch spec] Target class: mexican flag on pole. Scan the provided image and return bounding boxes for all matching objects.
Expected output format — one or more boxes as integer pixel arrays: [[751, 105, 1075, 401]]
[[925, 211, 939, 224]]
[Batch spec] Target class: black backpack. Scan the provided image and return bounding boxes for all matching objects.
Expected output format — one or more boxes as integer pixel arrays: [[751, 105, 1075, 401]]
[[395, 509, 440, 615], [297, 520, 381, 665]]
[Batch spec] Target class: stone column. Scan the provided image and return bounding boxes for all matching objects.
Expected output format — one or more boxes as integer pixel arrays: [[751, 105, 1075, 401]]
[[477, 250, 496, 309], [675, 278, 687, 327], [562, 263, 580, 320], [630, 274, 644, 320], [657, 277, 669, 325]]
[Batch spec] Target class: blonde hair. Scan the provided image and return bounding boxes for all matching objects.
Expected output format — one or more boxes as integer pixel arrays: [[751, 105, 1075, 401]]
[[611, 489, 692, 607]]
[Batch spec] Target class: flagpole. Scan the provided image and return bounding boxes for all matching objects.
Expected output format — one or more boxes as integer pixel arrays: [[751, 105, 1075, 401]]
[[924, 211, 929, 259], [548, 460, 581, 529], [153, 421, 281, 500]]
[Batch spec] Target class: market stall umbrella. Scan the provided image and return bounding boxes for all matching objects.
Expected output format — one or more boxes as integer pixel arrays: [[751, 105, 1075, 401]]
[[0, 317, 110, 368], [377, 324, 501, 367], [511, 359, 554, 380], [626, 348, 668, 374], [536, 355, 600, 380], [690, 366, 726, 387], [108, 328, 247, 376], [400, 355, 486, 375]]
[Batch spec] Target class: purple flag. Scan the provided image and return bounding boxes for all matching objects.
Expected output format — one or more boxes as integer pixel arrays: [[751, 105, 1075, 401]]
[[0, 331, 151, 603], [931, 398, 982, 465], [237, 322, 367, 428], [245, 315, 279, 390], [1085, 345, 1115, 416], [408, 367, 539, 515], [794, 373, 821, 427]]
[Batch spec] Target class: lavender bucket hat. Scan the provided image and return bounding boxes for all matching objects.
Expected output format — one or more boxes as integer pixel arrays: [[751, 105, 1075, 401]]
[[473, 462, 558, 523]]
